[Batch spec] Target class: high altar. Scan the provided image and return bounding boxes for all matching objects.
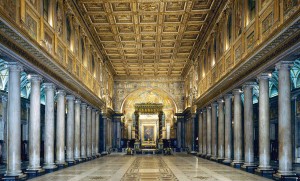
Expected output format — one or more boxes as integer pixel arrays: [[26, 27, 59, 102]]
[[133, 103, 164, 149]]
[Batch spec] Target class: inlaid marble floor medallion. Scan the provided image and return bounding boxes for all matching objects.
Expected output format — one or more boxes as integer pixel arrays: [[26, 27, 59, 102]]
[[121, 156, 178, 181]]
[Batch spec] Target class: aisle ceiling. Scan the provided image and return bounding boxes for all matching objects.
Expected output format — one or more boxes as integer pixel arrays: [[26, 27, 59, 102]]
[[75, 0, 217, 77]]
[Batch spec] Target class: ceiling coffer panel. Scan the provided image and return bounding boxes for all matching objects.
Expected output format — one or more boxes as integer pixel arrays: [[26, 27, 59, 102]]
[[76, 0, 216, 76]]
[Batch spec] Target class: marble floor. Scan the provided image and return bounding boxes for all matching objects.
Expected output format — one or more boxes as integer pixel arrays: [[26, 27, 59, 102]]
[[28, 153, 272, 181]]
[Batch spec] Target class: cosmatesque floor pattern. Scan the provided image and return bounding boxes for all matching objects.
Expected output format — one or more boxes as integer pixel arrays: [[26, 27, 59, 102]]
[[29, 153, 272, 181]]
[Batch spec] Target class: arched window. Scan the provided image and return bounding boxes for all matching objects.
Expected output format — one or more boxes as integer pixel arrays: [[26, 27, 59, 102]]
[[81, 37, 85, 62], [92, 55, 96, 76], [235, 0, 243, 37], [43, 0, 50, 22], [227, 12, 232, 45], [66, 17, 71, 44], [248, 0, 256, 22]]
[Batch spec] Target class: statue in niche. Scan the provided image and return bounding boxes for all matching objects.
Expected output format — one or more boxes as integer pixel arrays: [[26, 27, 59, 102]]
[[56, 2, 63, 36]]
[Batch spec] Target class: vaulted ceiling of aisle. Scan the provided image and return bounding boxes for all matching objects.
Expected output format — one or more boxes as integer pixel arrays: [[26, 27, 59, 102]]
[[74, 0, 219, 77]]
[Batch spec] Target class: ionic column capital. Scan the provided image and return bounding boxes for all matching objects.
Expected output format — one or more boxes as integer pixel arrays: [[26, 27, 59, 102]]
[[217, 99, 224, 104], [28, 74, 43, 83], [75, 99, 81, 104], [7, 62, 23, 72], [66, 95, 75, 101], [257, 73, 272, 80], [81, 103, 87, 108], [211, 102, 218, 107], [232, 89, 242, 95], [87, 106, 92, 110], [243, 82, 257, 89], [275, 61, 294, 70], [43, 83, 56, 90], [224, 94, 232, 99], [56, 90, 66, 96]]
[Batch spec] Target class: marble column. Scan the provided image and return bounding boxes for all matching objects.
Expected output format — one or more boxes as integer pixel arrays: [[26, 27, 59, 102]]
[[101, 114, 107, 154], [56, 90, 66, 166], [2, 96, 7, 163], [274, 62, 296, 178], [27, 74, 43, 173], [202, 109, 207, 156], [91, 109, 96, 157], [223, 94, 232, 164], [74, 99, 81, 161], [211, 102, 218, 160], [80, 103, 87, 160], [86, 106, 92, 158], [217, 99, 225, 160], [66, 95, 75, 164], [232, 89, 244, 166], [242, 82, 257, 169], [198, 111, 203, 155], [206, 107, 212, 158], [5, 63, 25, 178], [95, 111, 100, 156], [255, 73, 273, 173], [43, 83, 57, 170]]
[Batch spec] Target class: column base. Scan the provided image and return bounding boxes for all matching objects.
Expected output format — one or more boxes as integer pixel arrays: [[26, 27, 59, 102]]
[[222, 159, 232, 165], [44, 167, 58, 173], [80, 158, 87, 162], [273, 171, 297, 181], [43, 163, 57, 171], [3, 174, 27, 181], [241, 164, 257, 173], [67, 161, 76, 166], [56, 163, 67, 169], [25, 168, 45, 178], [254, 167, 275, 179], [217, 158, 225, 163], [96, 154, 101, 157], [196, 153, 202, 157], [190, 151, 197, 155], [101, 151, 108, 156], [200, 154, 207, 158], [231, 160, 244, 168], [74, 158, 82, 162], [205, 154, 211, 159], [210, 156, 218, 161]]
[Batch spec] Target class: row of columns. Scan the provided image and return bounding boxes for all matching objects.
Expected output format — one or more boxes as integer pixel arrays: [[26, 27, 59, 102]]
[[197, 61, 296, 178], [4, 62, 101, 178]]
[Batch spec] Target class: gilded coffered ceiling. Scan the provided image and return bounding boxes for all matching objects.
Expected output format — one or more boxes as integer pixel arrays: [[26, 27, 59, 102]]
[[74, 0, 217, 77]]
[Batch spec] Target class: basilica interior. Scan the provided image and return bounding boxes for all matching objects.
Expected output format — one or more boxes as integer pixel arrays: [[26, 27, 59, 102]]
[[0, 0, 299, 180]]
